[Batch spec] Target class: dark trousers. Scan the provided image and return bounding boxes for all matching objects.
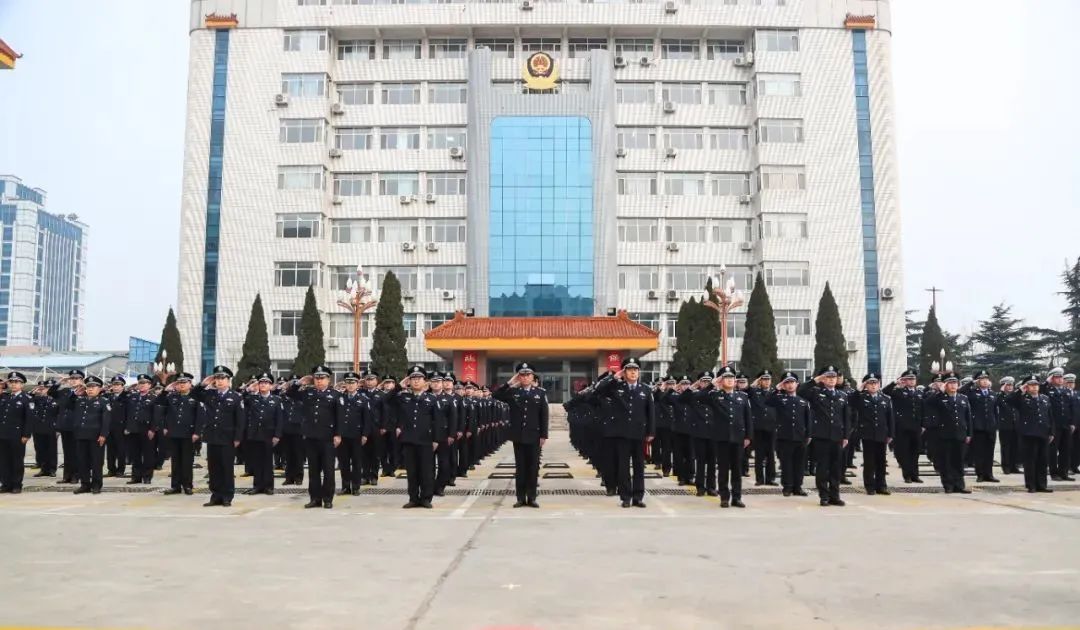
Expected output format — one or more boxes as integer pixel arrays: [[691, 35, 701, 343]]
[[0, 439, 27, 490], [33, 432, 57, 475], [59, 430, 76, 481], [168, 437, 194, 490], [653, 428, 673, 474], [402, 442, 434, 504], [1071, 427, 1080, 472], [1050, 426, 1072, 477], [305, 438, 335, 503], [513, 441, 540, 502], [337, 436, 363, 491], [105, 430, 126, 474], [600, 437, 618, 490], [972, 430, 996, 480], [282, 433, 305, 483], [382, 432, 401, 475], [694, 437, 716, 492], [777, 439, 806, 492], [753, 429, 776, 484], [206, 443, 235, 503], [435, 441, 454, 492], [999, 429, 1019, 473], [813, 439, 843, 501], [1022, 435, 1049, 490], [716, 440, 743, 501], [894, 428, 921, 480], [938, 439, 966, 491], [362, 432, 382, 481], [126, 432, 155, 482], [614, 437, 645, 503], [862, 440, 888, 491], [245, 439, 274, 491], [456, 435, 471, 476], [154, 433, 168, 468], [671, 431, 692, 483], [75, 438, 104, 490]]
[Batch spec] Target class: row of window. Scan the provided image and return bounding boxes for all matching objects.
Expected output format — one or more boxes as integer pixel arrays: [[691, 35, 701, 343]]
[[617, 120, 803, 150], [274, 263, 468, 291], [283, 76, 468, 105], [273, 309, 454, 339], [299, 0, 789, 7], [629, 309, 810, 340], [333, 127, 465, 151], [618, 215, 807, 243], [617, 167, 806, 195], [617, 263, 810, 291], [276, 215, 466, 243]]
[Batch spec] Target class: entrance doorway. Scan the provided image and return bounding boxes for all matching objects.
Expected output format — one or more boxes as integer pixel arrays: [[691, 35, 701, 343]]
[[489, 359, 595, 403]]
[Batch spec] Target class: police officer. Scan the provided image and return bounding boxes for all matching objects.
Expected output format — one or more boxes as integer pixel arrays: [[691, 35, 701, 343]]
[[359, 370, 386, 486], [594, 358, 654, 508], [0, 371, 33, 493], [798, 365, 852, 507], [1040, 367, 1076, 481], [389, 366, 442, 509], [1006, 374, 1053, 492], [104, 376, 129, 478], [194, 366, 246, 507], [495, 362, 551, 508], [288, 365, 342, 509], [432, 372, 460, 497], [155, 372, 203, 495], [849, 373, 894, 495], [277, 376, 305, 486], [668, 376, 695, 487], [923, 371, 972, 494], [680, 370, 717, 498], [1065, 374, 1080, 474], [457, 380, 480, 478], [124, 374, 158, 485], [50, 369, 85, 485], [882, 368, 924, 483], [30, 380, 60, 478], [242, 372, 284, 495], [688, 366, 751, 508], [336, 371, 372, 496], [960, 369, 999, 482], [766, 371, 811, 496], [651, 376, 674, 477], [995, 376, 1020, 475], [64, 375, 112, 495], [747, 370, 778, 487]]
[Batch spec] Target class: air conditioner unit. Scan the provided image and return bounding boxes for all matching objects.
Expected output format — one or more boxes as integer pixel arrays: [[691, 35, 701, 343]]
[[520, 0, 534, 9], [399, 195, 413, 205], [331, 196, 343, 205], [665, 147, 677, 158], [845, 340, 858, 353], [327, 339, 340, 348], [662, 101, 675, 114], [665, 289, 679, 301], [733, 54, 754, 67], [647, 289, 660, 300], [441, 290, 456, 300], [616, 147, 627, 158], [330, 102, 344, 115], [449, 146, 464, 159], [664, 0, 677, 14], [274, 94, 288, 106], [737, 194, 753, 204], [666, 241, 680, 252], [424, 193, 437, 204], [329, 148, 342, 158], [639, 56, 651, 67], [880, 287, 895, 300], [401, 241, 416, 252], [402, 290, 415, 300], [425, 242, 439, 252], [614, 56, 626, 68], [739, 241, 753, 251]]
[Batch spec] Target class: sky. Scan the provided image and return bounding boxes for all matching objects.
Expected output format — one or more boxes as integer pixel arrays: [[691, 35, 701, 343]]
[[0, 0, 1077, 350]]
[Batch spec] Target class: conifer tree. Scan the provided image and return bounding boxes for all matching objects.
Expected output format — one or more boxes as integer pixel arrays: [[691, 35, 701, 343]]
[[813, 282, 852, 381], [293, 285, 325, 376], [739, 273, 782, 378], [370, 271, 408, 379], [234, 293, 271, 387]]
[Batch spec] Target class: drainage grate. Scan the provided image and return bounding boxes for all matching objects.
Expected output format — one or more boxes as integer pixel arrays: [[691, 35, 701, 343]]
[[495, 463, 515, 469], [488, 472, 516, 479], [541, 472, 573, 479], [643, 472, 662, 479], [542, 462, 569, 469]]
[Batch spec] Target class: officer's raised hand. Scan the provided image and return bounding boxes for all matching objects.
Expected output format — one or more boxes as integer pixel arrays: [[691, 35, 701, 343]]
[[614, 369, 625, 381], [97, 435, 105, 447], [333, 435, 341, 448]]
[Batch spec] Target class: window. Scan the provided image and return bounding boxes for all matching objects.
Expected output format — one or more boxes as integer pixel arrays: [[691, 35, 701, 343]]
[[426, 172, 466, 195], [711, 128, 749, 151], [664, 316, 677, 340], [662, 82, 702, 105], [475, 38, 515, 58], [666, 266, 707, 291], [424, 313, 455, 331], [712, 219, 752, 243], [327, 314, 357, 341], [333, 173, 372, 196], [380, 127, 421, 150], [726, 313, 747, 339], [275, 262, 321, 287], [278, 166, 324, 190], [661, 39, 700, 60], [664, 173, 707, 196], [429, 83, 467, 104], [273, 311, 302, 337], [284, 30, 327, 52], [757, 29, 799, 52], [279, 119, 324, 143], [765, 262, 810, 287], [381, 83, 421, 105], [569, 38, 608, 58], [276, 213, 322, 238], [402, 314, 418, 338], [784, 359, 812, 381], [617, 172, 657, 195], [617, 127, 656, 150], [758, 119, 804, 143], [615, 83, 655, 104], [709, 83, 747, 106], [377, 267, 418, 291], [762, 213, 808, 238], [665, 219, 706, 243], [379, 173, 420, 195], [775, 310, 811, 336], [757, 73, 802, 97], [427, 127, 466, 149], [337, 40, 375, 61], [755, 0, 789, 5], [706, 39, 745, 60], [377, 220, 420, 243], [429, 38, 467, 59], [664, 128, 704, 150], [298, 0, 326, 5], [615, 38, 654, 56], [337, 83, 374, 105], [759, 166, 806, 190], [331, 219, 371, 243], [726, 266, 755, 291], [618, 266, 659, 290], [618, 219, 659, 242], [521, 38, 561, 54], [628, 312, 661, 331], [281, 73, 326, 98], [328, 266, 357, 291], [335, 127, 372, 150], [425, 219, 466, 243], [425, 266, 466, 291], [383, 39, 421, 60]]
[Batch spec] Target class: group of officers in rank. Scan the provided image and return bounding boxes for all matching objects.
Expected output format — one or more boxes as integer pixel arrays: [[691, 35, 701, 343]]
[[567, 363, 1079, 507], [0, 365, 512, 509]]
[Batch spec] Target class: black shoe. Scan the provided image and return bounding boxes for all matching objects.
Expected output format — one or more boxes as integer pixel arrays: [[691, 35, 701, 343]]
[[32, 471, 48, 478], [782, 489, 792, 497], [143, 479, 152, 484], [632, 500, 646, 508], [828, 498, 846, 506], [336, 488, 350, 496], [420, 501, 433, 509], [865, 489, 876, 495], [912, 477, 924, 484], [91, 488, 101, 495], [222, 501, 232, 507], [720, 500, 730, 508], [819, 498, 829, 506], [513, 501, 526, 508], [1027, 488, 1036, 493], [9, 488, 21, 494], [986, 477, 1001, 483], [1037, 488, 1054, 493], [183, 488, 193, 496], [434, 490, 445, 497], [765, 481, 779, 486], [732, 499, 745, 508], [446, 480, 456, 487], [903, 477, 912, 483], [754, 481, 764, 487], [351, 489, 360, 496], [606, 488, 618, 497], [264, 489, 275, 496], [57, 478, 75, 485], [839, 479, 852, 485], [957, 488, 972, 494], [304, 501, 322, 509], [695, 489, 706, 497], [794, 489, 808, 496], [706, 489, 718, 497], [163, 488, 182, 496], [323, 502, 332, 509], [1063, 476, 1076, 482], [878, 488, 892, 496], [527, 500, 540, 508], [203, 500, 221, 507], [369, 478, 378, 486], [1051, 475, 1064, 481], [126, 479, 142, 485], [621, 500, 631, 508]]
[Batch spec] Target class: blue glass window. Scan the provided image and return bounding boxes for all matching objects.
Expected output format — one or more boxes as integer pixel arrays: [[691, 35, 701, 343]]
[[851, 30, 882, 373], [201, 29, 231, 376]]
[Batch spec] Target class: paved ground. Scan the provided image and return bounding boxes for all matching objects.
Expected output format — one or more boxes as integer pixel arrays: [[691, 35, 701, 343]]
[[3, 433, 1079, 630]]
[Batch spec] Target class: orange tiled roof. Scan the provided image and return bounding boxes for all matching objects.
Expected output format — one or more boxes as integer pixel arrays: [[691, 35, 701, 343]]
[[0, 39, 22, 69], [426, 310, 659, 340], [844, 14, 876, 29]]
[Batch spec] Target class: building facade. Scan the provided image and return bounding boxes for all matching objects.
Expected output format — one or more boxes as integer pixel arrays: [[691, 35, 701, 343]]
[[178, 0, 906, 395], [0, 175, 87, 351]]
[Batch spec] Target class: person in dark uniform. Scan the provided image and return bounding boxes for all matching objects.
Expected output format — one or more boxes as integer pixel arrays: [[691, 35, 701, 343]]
[[457, 380, 479, 478], [155, 372, 202, 495], [747, 370, 777, 486], [432, 372, 460, 496], [30, 380, 60, 478], [242, 372, 284, 495], [123, 374, 158, 485], [276, 376, 305, 486], [798, 365, 851, 507], [1065, 374, 1080, 474], [766, 371, 811, 496], [1040, 367, 1076, 481], [848, 373, 894, 495], [995, 376, 1020, 475], [651, 376, 674, 476], [336, 371, 372, 496], [389, 365, 442, 509], [594, 358, 654, 508], [923, 371, 972, 494], [359, 370, 385, 486], [379, 376, 401, 477], [64, 376, 112, 494], [681, 371, 717, 498], [883, 368, 924, 483], [668, 375, 695, 487], [960, 370, 1000, 482], [51, 369, 85, 485], [1006, 374, 1053, 492], [103, 376, 128, 478], [0, 372, 33, 493], [194, 366, 246, 507], [590, 371, 620, 496], [288, 365, 342, 509], [494, 362, 551, 508], [688, 366, 751, 508]]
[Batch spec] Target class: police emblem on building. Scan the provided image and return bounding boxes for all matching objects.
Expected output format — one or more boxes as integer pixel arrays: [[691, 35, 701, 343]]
[[522, 51, 559, 91]]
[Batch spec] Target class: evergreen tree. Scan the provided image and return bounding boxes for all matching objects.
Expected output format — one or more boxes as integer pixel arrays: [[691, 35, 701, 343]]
[[917, 305, 947, 385], [1061, 257, 1080, 374], [154, 307, 184, 376], [670, 295, 720, 377], [813, 282, 852, 380], [234, 293, 271, 388], [370, 271, 408, 380], [739, 273, 782, 378], [905, 310, 924, 369], [292, 285, 325, 376], [668, 299, 694, 377], [970, 303, 1040, 380]]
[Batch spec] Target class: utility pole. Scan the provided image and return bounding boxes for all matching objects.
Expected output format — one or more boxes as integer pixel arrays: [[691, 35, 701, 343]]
[[926, 286, 943, 311]]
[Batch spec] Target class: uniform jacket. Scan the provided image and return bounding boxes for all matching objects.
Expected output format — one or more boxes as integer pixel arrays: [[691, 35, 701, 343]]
[[882, 382, 924, 431], [765, 391, 811, 441], [1004, 390, 1052, 438], [923, 391, 972, 441], [389, 388, 444, 445], [360, 388, 385, 432], [678, 386, 714, 440], [959, 383, 998, 433], [745, 386, 776, 433], [65, 394, 112, 440], [847, 391, 895, 442], [287, 384, 341, 440], [31, 394, 59, 434], [688, 387, 751, 443], [652, 388, 672, 430], [153, 391, 204, 438], [194, 386, 247, 446], [0, 391, 33, 440], [494, 383, 551, 444], [1038, 383, 1076, 429], [243, 392, 285, 441], [435, 392, 460, 439], [47, 385, 77, 432], [796, 381, 851, 442], [124, 390, 157, 434], [278, 391, 302, 435], [337, 391, 372, 439], [105, 392, 128, 435], [995, 392, 1019, 431]]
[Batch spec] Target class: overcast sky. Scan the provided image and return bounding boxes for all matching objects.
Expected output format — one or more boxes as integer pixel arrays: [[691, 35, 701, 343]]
[[1, 0, 1077, 350]]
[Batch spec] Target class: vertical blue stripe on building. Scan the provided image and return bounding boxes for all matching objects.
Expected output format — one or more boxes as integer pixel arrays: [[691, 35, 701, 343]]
[[851, 30, 882, 374], [201, 29, 230, 377]]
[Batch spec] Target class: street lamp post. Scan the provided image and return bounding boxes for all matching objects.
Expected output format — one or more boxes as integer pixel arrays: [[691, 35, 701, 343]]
[[930, 347, 953, 377], [702, 265, 744, 367], [337, 266, 379, 373], [152, 349, 177, 384]]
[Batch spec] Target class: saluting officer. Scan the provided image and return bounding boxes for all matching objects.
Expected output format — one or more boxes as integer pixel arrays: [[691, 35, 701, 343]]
[[288, 365, 342, 509], [882, 368, 924, 483], [49, 369, 85, 485], [30, 380, 60, 478], [277, 376, 305, 486], [747, 370, 778, 487], [495, 362, 551, 508], [432, 372, 460, 497], [336, 371, 372, 496], [680, 371, 717, 498], [65, 376, 112, 495], [0, 372, 33, 493], [1040, 367, 1076, 481], [242, 372, 284, 495], [389, 366, 443, 509], [359, 370, 386, 486], [669, 376, 695, 487], [960, 370, 1000, 482], [848, 373, 895, 495], [124, 374, 158, 485], [995, 376, 1021, 475], [457, 381, 480, 478], [194, 366, 246, 507], [104, 376, 129, 478], [651, 376, 674, 477], [593, 358, 654, 508], [155, 372, 203, 496], [1006, 374, 1054, 492], [798, 365, 852, 507], [923, 371, 972, 494], [688, 365, 751, 508], [766, 371, 811, 497]]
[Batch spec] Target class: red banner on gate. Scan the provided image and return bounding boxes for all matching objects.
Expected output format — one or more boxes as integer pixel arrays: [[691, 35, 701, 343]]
[[605, 351, 622, 373], [461, 351, 478, 382]]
